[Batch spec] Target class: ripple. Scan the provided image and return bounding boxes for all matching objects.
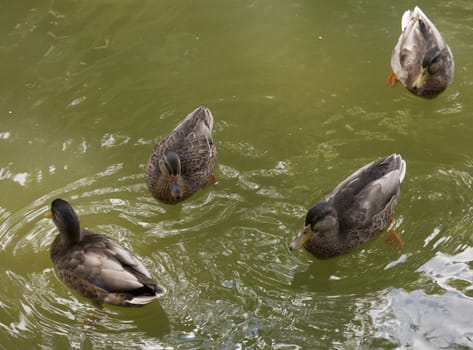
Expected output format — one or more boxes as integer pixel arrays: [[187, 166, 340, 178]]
[[0, 163, 175, 348], [0, 268, 170, 348], [371, 247, 473, 348], [418, 247, 473, 298], [3, 0, 473, 348], [371, 288, 473, 349]]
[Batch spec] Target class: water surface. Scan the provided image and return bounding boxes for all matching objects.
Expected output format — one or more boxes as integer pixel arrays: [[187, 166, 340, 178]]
[[1, 1, 473, 348]]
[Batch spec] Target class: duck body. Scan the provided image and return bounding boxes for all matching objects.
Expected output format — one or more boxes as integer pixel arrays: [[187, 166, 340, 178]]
[[146, 106, 217, 204], [290, 154, 406, 259], [389, 6, 454, 98], [49, 199, 166, 306]]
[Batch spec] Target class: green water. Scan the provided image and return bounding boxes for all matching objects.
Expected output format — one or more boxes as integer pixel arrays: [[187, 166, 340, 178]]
[[1, 1, 473, 349]]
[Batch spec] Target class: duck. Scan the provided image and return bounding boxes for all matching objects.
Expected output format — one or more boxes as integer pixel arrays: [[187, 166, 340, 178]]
[[388, 6, 454, 98], [146, 106, 217, 204], [47, 198, 166, 306], [290, 154, 406, 259]]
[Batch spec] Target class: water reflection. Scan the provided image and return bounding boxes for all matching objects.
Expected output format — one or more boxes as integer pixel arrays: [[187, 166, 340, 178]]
[[372, 248, 473, 348]]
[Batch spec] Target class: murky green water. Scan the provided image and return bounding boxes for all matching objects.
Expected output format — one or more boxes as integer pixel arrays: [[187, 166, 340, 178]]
[[1, 1, 473, 348]]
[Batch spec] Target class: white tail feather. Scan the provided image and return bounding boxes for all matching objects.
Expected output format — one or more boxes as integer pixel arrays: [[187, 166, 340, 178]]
[[126, 286, 167, 305], [399, 158, 407, 184], [401, 9, 412, 30]]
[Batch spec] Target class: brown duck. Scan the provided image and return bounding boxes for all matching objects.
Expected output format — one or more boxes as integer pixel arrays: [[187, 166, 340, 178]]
[[388, 6, 454, 98], [146, 106, 217, 204], [290, 154, 406, 258], [48, 199, 166, 306]]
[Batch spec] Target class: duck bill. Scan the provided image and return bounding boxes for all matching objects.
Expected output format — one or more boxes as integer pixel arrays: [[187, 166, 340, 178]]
[[412, 66, 429, 89], [44, 210, 52, 219], [289, 225, 311, 251]]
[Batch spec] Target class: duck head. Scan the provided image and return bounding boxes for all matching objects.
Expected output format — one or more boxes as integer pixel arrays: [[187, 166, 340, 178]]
[[49, 198, 82, 243], [412, 46, 444, 90], [290, 201, 338, 250]]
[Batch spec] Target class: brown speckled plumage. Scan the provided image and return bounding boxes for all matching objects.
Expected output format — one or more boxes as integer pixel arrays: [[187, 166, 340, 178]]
[[146, 106, 217, 204], [49, 199, 166, 306], [290, 154, 406, 259], [390, 7, 454, 98]]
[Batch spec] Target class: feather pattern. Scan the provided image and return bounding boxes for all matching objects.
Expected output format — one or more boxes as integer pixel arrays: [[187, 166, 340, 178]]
[[49, 199, 166, 306], [390, 6, 454, 97], [146, 106, 217, 204], [290, 154, 406, 258]]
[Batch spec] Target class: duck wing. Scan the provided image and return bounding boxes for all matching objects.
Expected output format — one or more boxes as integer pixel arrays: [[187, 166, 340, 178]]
[[171, 106, 214, 137], [68, 231, 159, 294], [178, 110, 215, 177], [325, 154, 406, 229], [147, 107, 214, 178], [168, 106, 214, 153]]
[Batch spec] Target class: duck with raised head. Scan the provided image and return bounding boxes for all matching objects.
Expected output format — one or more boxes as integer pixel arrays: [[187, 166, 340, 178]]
[[146, 106, 217, 204], [290, 154, 406, 259], [48, 199, 166, 306], [388, 6, 454, 98]]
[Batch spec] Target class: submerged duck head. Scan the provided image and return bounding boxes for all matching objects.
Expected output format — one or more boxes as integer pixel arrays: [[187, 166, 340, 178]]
[[289, 201, 338, 251]]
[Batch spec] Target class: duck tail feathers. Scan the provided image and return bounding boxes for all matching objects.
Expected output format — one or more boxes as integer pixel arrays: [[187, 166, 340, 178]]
[[126, 285, 167, 305], [392, 154, 407, 183], [401, 9, 412, 31]]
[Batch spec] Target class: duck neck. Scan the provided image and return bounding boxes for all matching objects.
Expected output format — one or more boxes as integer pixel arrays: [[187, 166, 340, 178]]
[[61, 219, 82, 244]]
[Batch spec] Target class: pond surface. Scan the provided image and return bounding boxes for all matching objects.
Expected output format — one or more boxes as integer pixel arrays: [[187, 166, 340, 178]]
[[1, 0, 473, 349]]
